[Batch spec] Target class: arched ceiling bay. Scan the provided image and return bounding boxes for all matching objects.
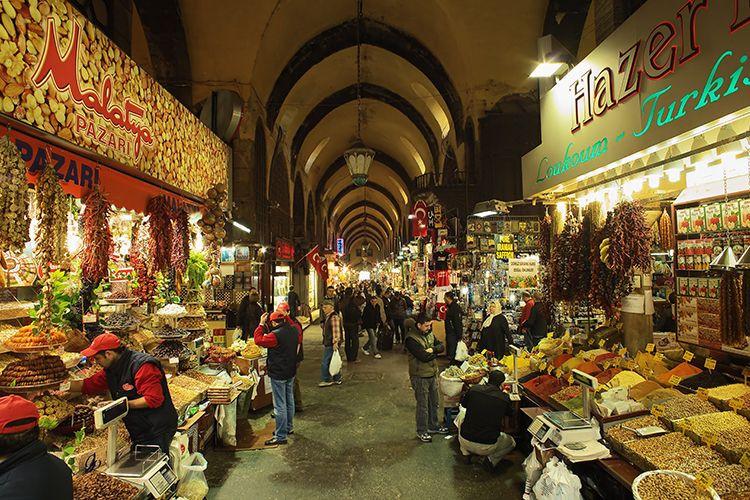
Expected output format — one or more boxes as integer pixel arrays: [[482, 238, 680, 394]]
[[337, 201, 395, 234], [348, 231, 384, 250], [349, 235, 383, 254], [342, 218, 388, 243], [331, 188, 400, 225], [321, 161, 410, 206], [327, 184, 404, 223], [300, 101, 430, 183]]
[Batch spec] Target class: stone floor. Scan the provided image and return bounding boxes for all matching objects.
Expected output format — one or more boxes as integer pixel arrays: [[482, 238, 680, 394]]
[[205, 326, 526, 500]]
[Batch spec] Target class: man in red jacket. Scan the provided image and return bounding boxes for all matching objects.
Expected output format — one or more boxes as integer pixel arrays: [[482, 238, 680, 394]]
[[277, 302, 305, 411]]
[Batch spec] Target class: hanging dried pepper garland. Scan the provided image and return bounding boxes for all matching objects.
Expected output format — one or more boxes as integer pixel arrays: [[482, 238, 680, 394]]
[[146, 195, 173, 273], [0, 136, 30, 253], [743, 271, 750, 339], [81, 189, 112, 283], [550, 213, 583, 303], [538, 213, 552, 266], [658, 208, 674, 250], [607, 201, 652, 277], [720, 271, 744, 347], [170, 207, 189, 277], [35, 158, 68, 334], [130, 220, 157, 303]]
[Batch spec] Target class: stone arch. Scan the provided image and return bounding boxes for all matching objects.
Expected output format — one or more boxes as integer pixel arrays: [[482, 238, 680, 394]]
[[464, 118, 476, 179], [441, 145, 459, 185], [293, 175, 305, 240], [306, 195, 315, 242], [268, 149, 292, 240], [253, 119, 268, 242]]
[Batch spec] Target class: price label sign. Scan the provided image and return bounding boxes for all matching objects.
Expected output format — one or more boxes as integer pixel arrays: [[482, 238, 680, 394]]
[[539, 361, 547, 372], [703, 431, 718, 448], [618, 347, 628, 357], [547, 365, 554, 374], [705, 358, 717, 371], [598, 339, 606, 348], [555, 369, 562, 379], [613, 357, 622, 368], [683, 351, 694, 362], [680, 419, 693, 433], [651, 405, 665, 417], [740, 453, 750, 470], [729, 398, 744, 412], [697, 388, 709, 400], [668, 375, 682, 386], [645, 343, 655, 353], [654, 352, 665, 362], [695, 472, 714, 491], [568, 374, 575, 385], [587, 337, 595, 346]]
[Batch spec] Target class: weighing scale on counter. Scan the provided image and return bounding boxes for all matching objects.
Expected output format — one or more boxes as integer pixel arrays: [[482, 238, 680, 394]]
[[527, 369, 610, 462], [95, 398, 178, 497]]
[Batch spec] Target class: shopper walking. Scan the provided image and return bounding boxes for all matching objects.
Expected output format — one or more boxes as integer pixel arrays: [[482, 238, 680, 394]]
[[237, 289, 263, 341], [361, 295, 382, 359], [389, 291, 408, 344], [477, 300, 512, 357], [405, 314, 449, 443], [286, 285, 300, 318], [277, 302, 305, 412], [456, 371, 515, 470], [444, 292, 463, 365], [319, 300, 343, 387], [254, 311, 301, 445], [341, 289, 362, 363]]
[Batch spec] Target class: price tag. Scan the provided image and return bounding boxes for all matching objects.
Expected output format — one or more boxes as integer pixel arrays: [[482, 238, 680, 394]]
[[703, 431, 718, 448], [729, 398, 744, 412], [654, 352, 665, 362], [169, 357, 179, 364], [680, 419, 693, 433], [645, 343, 655, 353], [697, 388, 709, 400], [539, 361, 547, 372], [576, 351, 586, 359], [598, 339, 606, 348], [705, 358, 717, 371], [668, 375, 682, 386], [612, 357, 622, 368], [546, 364, 554, 374], [695, 472, 714, 491], [602, 360, 612, 370], [683, 351, 694, 362], [651, 404, 665, 417], [555, 369, 562, 379], [587, 337, 595, 346], [740, 453, 750, 470], [618, 347, 628, 357], [547, 332, 554, 339], [568, 374, 575, 385]]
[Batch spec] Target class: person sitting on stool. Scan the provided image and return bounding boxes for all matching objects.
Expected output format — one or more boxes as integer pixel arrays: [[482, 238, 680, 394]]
[[456, 371, 515, 470]]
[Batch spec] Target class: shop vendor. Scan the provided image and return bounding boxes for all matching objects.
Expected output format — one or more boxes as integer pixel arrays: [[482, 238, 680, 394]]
[[68, 333, 178, 453]]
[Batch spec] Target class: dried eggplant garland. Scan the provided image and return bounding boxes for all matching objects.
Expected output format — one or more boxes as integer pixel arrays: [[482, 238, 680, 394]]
[[658, 208, 674, 250], [0, 136, 30, 253], [35, 159, 68, 334], [81, 190, 112, 283], [743, 271, 750, 339], [170, 207, 189, 277], [146, 195, 173, 273], [720, 271, 743, 346], [130, 220, 157, 303]]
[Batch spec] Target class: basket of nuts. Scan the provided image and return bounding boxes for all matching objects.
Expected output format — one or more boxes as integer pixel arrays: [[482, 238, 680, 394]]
[[632, 470, 718, 500]]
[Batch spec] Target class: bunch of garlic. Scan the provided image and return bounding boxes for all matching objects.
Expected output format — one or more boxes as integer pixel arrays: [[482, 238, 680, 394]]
[[0, 136, 30, 253], [198, 183, 228, 288]]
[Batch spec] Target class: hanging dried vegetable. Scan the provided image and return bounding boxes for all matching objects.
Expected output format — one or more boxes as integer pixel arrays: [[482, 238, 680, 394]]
[[720, 271, 743, 346], [589, 216, 627, 317], [198, 183, 228, 288], [130, 221, 157, 303], [81, 190, 112, 283], [170, 207, 189, 277], [607, 201, 652, 277], [743, 271, 750, 338], [658, 208, 674, 250], [0, 137, 30, 253], [550, 215, 588, 302], [539, 214, 552, 265], [146, 196, 173, 273]]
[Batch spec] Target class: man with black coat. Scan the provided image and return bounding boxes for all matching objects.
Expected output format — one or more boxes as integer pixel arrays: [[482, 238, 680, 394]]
[[341, 288, 362, 362], [444, 291, 463, 364], [286, 285, 300, 318], [457, 371, 515, 470], [238, 289, 264, 340], [0, 395, 72, 499], [70, 333, 178, 452], [255, 311, 302, 445], [361, 295, 382, 359]]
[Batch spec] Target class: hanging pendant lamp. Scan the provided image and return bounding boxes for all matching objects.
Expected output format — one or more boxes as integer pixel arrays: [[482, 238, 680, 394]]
[[343, 0, 374, 186], [737, 143, 750, 269], [710, 141, 739, 271]]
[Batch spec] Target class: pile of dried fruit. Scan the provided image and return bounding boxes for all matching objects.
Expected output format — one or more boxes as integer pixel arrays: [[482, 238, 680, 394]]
[[81, 190, 112, 283], [4, 325, 67, 349], [0, 136, 29, 254], [101, 312, 139, 331], [634, 472, 708, 500], [34, 395, 74, 422]]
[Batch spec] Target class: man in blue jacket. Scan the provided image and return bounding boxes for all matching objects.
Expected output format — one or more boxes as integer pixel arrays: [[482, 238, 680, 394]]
[[0, 395, 73, 499]]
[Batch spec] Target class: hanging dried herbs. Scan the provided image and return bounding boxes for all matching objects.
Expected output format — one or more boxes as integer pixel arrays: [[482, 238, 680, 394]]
[[81, 190, 112, 283], [0, 137, 30, 253], [720, 271, 743, 346], [146, 196, 172, 273], [658, 208, 674, 250], [170, 207, 189, 277]]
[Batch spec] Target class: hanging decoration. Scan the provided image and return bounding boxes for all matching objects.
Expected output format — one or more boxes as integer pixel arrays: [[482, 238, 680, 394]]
[[146, 195, 173, 273], [0, 136, 30, 254], [131, 220, 157, 303], [198, 183, 228, 288], [171, 207, 190, 278], [81, 189, 112, 283]]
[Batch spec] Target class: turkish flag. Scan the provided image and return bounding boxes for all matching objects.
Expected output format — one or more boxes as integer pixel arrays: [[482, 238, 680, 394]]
[[412, 200, 428, 238], [306, 245, 328, 283]]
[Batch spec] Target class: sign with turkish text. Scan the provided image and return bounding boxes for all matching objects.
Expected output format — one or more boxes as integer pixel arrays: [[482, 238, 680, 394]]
[[336, 238, 344, 255], [275, 239, 294, 261], [0, 1, 229, 198], [508, 258, 539, 289], [522, 0, 750, 197]]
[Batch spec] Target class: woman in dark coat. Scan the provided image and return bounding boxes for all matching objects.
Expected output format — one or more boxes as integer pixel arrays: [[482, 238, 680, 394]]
[[238, 290, 263, 340], [477, 300, 512, 357]]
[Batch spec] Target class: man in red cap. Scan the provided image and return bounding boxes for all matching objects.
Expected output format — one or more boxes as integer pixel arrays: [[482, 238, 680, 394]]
[[68, 333, 178, 452], [255, 310, 302, 445], [0, 395, 72, 499], [277, 302, 305, 411]]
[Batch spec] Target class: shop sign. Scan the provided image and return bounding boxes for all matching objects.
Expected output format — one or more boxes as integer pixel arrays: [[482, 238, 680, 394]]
[[522, 0, 750, 197], [508, 258, 539, 289], [336, 238, 345, 255], [275, 239, 294, 261], [0, 2, 229, 198]]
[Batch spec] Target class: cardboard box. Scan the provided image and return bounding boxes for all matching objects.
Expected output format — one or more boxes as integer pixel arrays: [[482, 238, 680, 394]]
[[722, 200, 741, 230], [705, 203, 723, 232], [689, 206, 706, 233], [676, 209, 691, 234]]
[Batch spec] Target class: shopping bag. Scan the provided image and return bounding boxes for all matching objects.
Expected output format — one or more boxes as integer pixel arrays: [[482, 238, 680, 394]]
[[176, 453, 209, 500], [329, 349, 343, 377], [532, 457, 582, 500], [455, 340, 469, 362]]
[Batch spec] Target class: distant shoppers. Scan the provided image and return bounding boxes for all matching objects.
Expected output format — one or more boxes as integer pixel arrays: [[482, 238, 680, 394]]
[[341, 289, 362, 363], [254, 311, 302, 445], [319, 300, 343, 387], [0, 395, 73, 499], [361, 295, 382, 359], [389, 291, 408, 344], [405, 314, 449, 443], [456, 371, 515, 470], [404, 293, 414, 316], [444, 291, 463, 364], [286, 285, 300, 318], [477, 300, 512, 357], [238, 289, 264, 341]]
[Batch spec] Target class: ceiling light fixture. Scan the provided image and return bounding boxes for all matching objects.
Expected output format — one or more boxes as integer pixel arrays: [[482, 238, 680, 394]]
[[343, 0, 374, 187], [232, 221, 252, 234], [530, 62, 564, 78]]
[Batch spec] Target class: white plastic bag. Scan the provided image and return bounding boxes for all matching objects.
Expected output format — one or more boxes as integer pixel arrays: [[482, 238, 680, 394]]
[[533, 457, 583, 500], [455, 340, 469, 362], [522, 450, 544, 499], [176, 453, 209, 500], [169, 432, 191, 480], [214, 398, 237, 447], [329, 349, 342, 377], [439, 370, 464, 397]]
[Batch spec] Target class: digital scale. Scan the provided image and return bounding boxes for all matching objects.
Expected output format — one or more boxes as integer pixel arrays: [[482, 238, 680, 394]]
[[528, 411, 600, 446], [94, 398, 178, 498], [507, 345, 523, 401]]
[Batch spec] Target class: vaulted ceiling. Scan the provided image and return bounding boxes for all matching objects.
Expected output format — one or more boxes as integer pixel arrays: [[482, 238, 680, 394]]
[[165, 0, 550, 253]]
